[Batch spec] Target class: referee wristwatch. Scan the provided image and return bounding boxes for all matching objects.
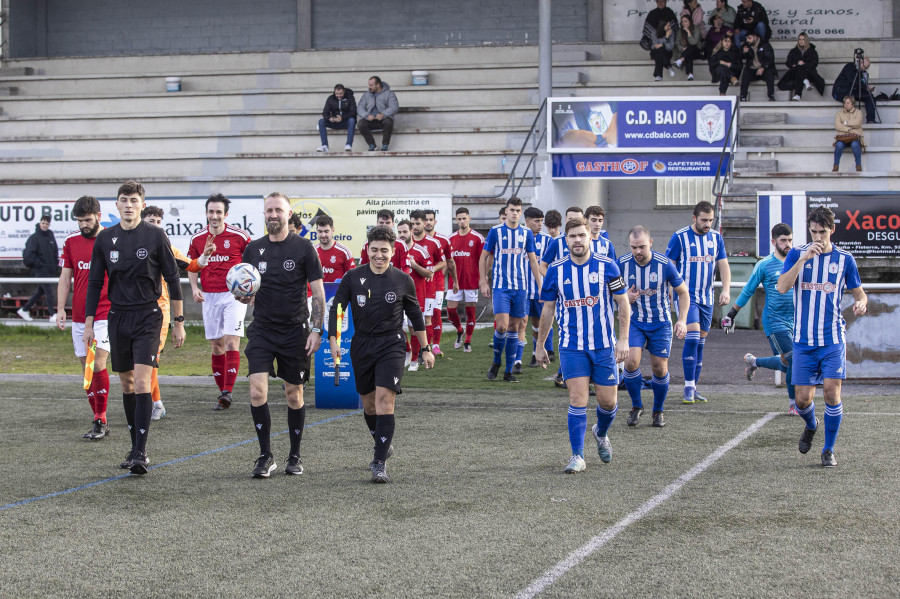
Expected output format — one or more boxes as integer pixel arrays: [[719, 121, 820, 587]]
[[310, 327, 322, 335], [421, 344, 433, 354], [173, 315, 185, 323]]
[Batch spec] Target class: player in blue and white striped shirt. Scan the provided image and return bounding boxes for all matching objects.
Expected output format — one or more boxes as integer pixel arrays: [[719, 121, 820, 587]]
[[534, 218, 631, 474], [776, 207, 867, 468], [585, 205, 616, 261], [619, 226, 690, 428], [665, 201, 732, 404], [523, 207, 552, 370], [479, 197, 542, 382]]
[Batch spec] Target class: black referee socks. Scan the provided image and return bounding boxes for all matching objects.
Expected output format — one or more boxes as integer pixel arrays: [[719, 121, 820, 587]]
[[364, 412, 378, 435], [122, 392, 136, 447], [373, 414, 395, 462], [133, 392, 152, 453], [251, 403, 272, 456], [287, 405, 306, 456]]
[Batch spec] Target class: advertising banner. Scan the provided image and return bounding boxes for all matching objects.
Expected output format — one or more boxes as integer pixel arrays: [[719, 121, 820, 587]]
[[756, 192, 808, 257], [807, 192, 900, 258], [315, 282, 359, 409], [552, 152, 729, 179]]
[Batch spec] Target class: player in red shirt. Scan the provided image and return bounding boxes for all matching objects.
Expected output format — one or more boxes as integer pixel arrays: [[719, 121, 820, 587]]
[[400, 218, 434, 371], [424, 209, 456, 357], [360, 208, 407, 271], [187, 193, 251, 410], [447, 207, 485, 352], [410, 211, 444, 349], [55, 196, 113, 440], [315, 215, 355, 283]]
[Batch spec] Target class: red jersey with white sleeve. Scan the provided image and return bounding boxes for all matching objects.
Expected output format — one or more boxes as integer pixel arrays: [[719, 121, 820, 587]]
[[60, 231, 111, 322], [429, 232, 452, 292], [360, 239, 408, 272], [316, 242, 356, 283], [415, 236, 444, 296], [188, 224, 251, 293], [407, 242, 434, 308], [449, 229, 485, 290]]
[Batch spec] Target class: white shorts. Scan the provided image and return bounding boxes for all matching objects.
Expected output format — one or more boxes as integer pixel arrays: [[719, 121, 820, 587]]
[[424, 297, 436, 313], [434, 290, 445, 307], [73, 320, 111, 358], [446, 289, 479, 303], [202, 291, 248, 340]]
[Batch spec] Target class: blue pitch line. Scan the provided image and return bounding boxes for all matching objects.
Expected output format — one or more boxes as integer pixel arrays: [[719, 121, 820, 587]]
[[0, 409, 363, 512]]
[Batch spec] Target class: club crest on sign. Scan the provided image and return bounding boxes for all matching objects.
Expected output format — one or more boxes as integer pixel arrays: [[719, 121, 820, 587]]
[[696, 104, 726, 144], [258, 261, 267, 274], [109, 251, 119, 263], [357, 294, 366, 307]]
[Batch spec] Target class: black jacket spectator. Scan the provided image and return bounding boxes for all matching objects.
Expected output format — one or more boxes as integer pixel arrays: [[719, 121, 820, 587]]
[[23, 221, 59, 276], [740, 35, 777, 100], [832, 60, 877, 123], [778, 41, 825, 98], [322, 88, 356, 121], [641, 2, 677, 50], [709, 40, 742, 92], [735, 0, 770, 41]]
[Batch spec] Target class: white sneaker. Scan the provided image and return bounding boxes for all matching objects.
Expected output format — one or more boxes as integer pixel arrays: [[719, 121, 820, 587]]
[[669, 68, 676, 78], [17, 308, 33, 321], [49, 313, 58, 323], [654, 75, 662, 81], [791, 95, 801, 102], [564, 455, 587, 474], [803, 79, 812, 90], [674, 58, 683, 68], [408, 360, 419, 372], [344, 144, 352, 152], [151, 401, 166, 421], [687, 73, 694, 81], [316, 145, 329, 152], [404, 351, 411, 367]]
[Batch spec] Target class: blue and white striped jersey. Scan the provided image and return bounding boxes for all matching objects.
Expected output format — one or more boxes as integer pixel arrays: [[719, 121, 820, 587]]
[[540, 253, 626, 351], [483, 223, 537, 290], [618, 251, 684, 324], [540, 234, 616, 264], [591, 235, 616, 262], [526, 232, 551, 299], [782, 244, 861, 347], [665, 226, 726, 306]]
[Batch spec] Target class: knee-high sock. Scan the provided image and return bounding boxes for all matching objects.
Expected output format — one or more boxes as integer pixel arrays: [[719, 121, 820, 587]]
[[123, 392, 136, 448], [432, 308, 443, 345], [150, 368, 161, 403], [568, 405, 587, 457], [133, 392, 152, 454], [492, 331, 505, 365], [287, 405, 306, 456], [93, 369, 109, 422], [86, 382, 97, 419], [695, 337, 706, 384], [682, 331, 700, 386], [364, 412, 378, 435], [595, 404, 618, 438], [212, 353, 225, 391], [651, 373, 670, 412], [823, 402, 843, 452], [224, 350, 240, 392], [755, 355, 787, 372], [515, 338, 525, 363], [250, 403, 272, 456], [465, 307, 476, 343], [410, 334, 421, 359], [447, 306, 463, 334], [797, 401, 817, 431], [624, 368, 643, 408], [532, 325, 540, 353], [373, 414, 395, 462], [504, 332, 518, 372]]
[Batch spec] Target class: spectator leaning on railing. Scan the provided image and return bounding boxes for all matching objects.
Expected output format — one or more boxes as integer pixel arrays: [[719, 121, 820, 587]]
[[19, 214, 59, 322]]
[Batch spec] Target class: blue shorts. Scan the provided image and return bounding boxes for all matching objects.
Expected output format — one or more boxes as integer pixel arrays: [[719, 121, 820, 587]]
[[492, 288, 526, 319], [559, 347, 619, 386], [629, 320, 673, 358], [527, 298, 543, 318], [792, 342, 846, 386], [686, 302, 713, 332]]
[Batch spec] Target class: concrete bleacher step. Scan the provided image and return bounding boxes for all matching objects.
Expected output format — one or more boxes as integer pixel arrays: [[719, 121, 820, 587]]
[[739, 124, 900, 148], [733, 171, 898, 191], [742, 112, 787, 125], [0, 87, 18, 96], [0, 67, 34, 77], [734, 159, 778, 172], [738, 147, 900, 172], [740, 134, 784, 147]]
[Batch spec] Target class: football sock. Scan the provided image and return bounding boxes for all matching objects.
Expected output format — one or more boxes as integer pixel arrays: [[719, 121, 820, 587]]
[[465, 307, 476, 343], [287, 405, 306, 456], [212, 354, 225, 391], [567, 405, 587, 457], [364, 412, 378, 434], [250, 403, 272, 456], [94, 369, 109, 422], [133, 392, 152, 453], [682, 331, 700, 384], [432, 308, 442, 345], [532, 325, 540, 354], [823, 402, 843, 452], [595, 404, 618, 438], [755, 355, 787, 372], [492, 331, 505, 365], [447, 306, 463, 334], [651, 373, 670, 412], [224, 350, 240, 392], [504, 332, 517, 372], [798, 401, 817, 430], [624, 368, 643, 408], [123, 392, 136, 448], [695, 337, 706, 384], [150, 368, 161, 403], [85, 378, 97, 418], [373, 414, 395, 462], [516, 339, 525, 363], [410, 335, 421, 358]]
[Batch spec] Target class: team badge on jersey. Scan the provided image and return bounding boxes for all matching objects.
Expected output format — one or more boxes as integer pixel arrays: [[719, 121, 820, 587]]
[[224, 239, 230, 249], [258, 261, 267, 274], [109, 251, 119, 263], [136, 248, 148, 260], [469, 240, 474, 247], [706, 239, 715, 248], [357, 294, 366, 307], [330, 255, 336, 263], [385, 292, 397, 303], [283, 260, 295, 271], [650, 272, 658, 283], [589, 272, 600, 284], [829, 263, 839, 274]]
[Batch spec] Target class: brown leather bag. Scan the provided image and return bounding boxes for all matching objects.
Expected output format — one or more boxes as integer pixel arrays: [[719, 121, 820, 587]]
[[835, 133, 859, 144]]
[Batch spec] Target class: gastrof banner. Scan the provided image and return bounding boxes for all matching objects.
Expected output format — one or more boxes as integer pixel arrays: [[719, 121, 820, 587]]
[[549, 96, 735, 179]]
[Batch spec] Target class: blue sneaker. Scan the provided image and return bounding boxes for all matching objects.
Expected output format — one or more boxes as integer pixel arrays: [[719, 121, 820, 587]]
[[694, 390, 708, 403], [682, 387, 695, 404], [591, 424, 612, 463]]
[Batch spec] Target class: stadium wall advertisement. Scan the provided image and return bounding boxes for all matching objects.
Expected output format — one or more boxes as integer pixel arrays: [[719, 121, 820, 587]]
[[548, 97, 734, 180], [315, 282, 360, 409], [0, 195, 453, 260]]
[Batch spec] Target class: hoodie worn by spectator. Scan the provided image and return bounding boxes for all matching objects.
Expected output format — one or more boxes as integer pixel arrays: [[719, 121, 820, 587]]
[[357, 80, 400, 151], [318, 87, 357, 151], [21, 220, 59, 318]]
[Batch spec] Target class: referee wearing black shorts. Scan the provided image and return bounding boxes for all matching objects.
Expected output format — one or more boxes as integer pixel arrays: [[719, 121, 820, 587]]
[[239, 192, 325, 478], [329, 225, 434, 483], [84, 181, 185, 475]]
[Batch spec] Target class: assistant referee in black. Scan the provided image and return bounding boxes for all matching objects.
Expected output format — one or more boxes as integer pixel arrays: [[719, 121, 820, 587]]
[[84, 181, 185, 476], [329, 225, 434, 484]]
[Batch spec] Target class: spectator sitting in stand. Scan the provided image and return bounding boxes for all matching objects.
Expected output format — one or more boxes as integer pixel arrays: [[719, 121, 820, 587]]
[[777, 32, 825, 102], [734, 0, 769, 47], [357, 76, 399, 151], [317, 84, 357, 153], [833, 96, 865, 172], [641, 0, 677, 53], [709, 35, 742, 94], [674, 15, 704, 80], [649, 21, 676, 81], [681, 0, 707, 41], [833, 56, 877, 124], [19, 214, 59, 322], [709, 0, 736, 28], [704, 14, 733, 59], [740, 30, 777, 102]]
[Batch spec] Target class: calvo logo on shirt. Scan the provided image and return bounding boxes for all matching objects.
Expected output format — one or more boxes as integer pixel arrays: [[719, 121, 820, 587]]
[[136, 248, 148, 260], [283, 259, 295, 271]]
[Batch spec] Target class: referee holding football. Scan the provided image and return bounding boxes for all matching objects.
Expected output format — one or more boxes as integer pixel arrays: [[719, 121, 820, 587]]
[[84, 181, 185, 476], [329, 225, 434, 483]]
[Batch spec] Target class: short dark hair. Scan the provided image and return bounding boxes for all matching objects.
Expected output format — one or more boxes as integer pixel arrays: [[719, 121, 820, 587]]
[[771, 223, 793, 238], [367, 224, 396, 244], [141, 205, 164, 219], [369, 75, 383, 87], [72, 195, 101, 217], [584, 205, 605, 219], [544, 210, 562, 229], [506, 197, 523, 208], [565, 206, 584, 215], [288, 212, 303, 229], [316, 215, 335, 229], [397, 219, 412, 230], [206, 193, 231, 213], [117, 180, 145, 199], [409, 209, 426, 221], [808, 207, 835, 230], [693, 201, 715, 217], [423, 209, 436, 218], [498, 206, 507, 217], [376, 209, 395, 221], [565, 217, 588, 235], [455, 207, 470, 216], [334, 84, 345, 92], [39, 214, 52, 223], [524, 207, 544, 219]]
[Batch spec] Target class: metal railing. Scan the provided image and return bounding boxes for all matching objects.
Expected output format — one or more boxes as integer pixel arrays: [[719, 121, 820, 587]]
[[711, 100, 741, 233]]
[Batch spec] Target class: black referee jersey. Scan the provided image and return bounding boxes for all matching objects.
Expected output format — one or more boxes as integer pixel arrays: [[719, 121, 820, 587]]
[[328, 264, 425, 338]]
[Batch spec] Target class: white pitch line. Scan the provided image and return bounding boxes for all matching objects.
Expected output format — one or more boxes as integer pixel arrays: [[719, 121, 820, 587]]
[[514, 411, 780, 599]]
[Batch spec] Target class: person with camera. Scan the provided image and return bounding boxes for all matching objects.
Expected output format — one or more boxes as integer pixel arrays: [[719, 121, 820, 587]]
[[833, 96, 865, 172], [832, 54, 877, 124]]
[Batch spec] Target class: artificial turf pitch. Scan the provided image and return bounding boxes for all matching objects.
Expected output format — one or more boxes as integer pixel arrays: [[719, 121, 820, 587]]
[[1, 378, 898, 598]]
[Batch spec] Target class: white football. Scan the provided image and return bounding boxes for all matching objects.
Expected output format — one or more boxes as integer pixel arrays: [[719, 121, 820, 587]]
[[225, 263, 262, 298]]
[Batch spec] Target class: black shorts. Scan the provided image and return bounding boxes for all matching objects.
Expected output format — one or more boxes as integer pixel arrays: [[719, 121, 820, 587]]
[[108, 305, 163, 373], [350, 332, 406, 396], [244, 325, 310, 386]]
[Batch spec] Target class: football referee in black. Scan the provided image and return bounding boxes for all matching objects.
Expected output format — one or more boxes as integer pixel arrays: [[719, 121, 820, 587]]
[[329, 225, 434, 483], [84, 181, 185, 475], [239, 192, 325, 478]]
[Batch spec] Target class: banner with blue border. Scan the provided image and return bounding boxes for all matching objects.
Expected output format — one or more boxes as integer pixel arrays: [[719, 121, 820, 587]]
[[552, 153, 729, 179]]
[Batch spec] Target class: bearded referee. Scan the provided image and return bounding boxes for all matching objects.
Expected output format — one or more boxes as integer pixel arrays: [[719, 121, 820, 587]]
[[329, 225, 434, 484]]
